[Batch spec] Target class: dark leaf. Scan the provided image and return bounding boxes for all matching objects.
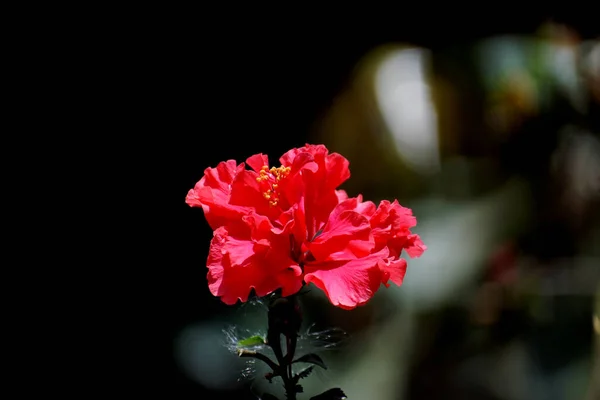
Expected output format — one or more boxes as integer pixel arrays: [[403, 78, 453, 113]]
[[259, 393, 280, 400], [309, 388, 348, 400], [292, 353, 327, 369], [293, 365, 314, 383]]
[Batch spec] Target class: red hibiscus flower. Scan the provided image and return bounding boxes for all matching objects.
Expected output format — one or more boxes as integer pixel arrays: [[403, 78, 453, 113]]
[[186, 144, 426, 309]]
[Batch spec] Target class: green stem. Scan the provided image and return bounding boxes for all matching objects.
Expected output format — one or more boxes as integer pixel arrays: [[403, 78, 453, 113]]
[[284, 335, 298, 400]]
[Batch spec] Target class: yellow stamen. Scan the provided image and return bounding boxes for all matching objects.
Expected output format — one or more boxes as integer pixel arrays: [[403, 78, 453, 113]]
[[256, 164, 291, 207]]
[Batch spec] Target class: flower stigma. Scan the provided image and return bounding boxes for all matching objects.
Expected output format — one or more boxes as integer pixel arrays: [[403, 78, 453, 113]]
[[256, 165, 291, 206]]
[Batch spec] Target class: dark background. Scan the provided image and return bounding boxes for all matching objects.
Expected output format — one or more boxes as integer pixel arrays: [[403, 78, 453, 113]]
[[115, 10, 597, 399]]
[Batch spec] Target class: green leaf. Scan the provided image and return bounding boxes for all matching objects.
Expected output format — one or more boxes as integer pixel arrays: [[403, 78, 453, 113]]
[[237, 335, 265, 347], [292, 353, 327, 369]]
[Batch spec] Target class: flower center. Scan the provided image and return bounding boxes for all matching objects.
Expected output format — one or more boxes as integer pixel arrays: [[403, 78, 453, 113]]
[[256, 165, 291, 206]]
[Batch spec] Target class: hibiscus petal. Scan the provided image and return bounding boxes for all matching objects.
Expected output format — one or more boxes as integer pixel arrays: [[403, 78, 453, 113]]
[[265, 245, 304, 297], [290, 203, 307, 243], [202, 160, 239, 192], [378, 257, 408, 287], [279, 145, 352, 240], [246, 153, 269, 172], [223, 235, 260, 267], [308, 209, 373, 260], [241, 212, 272, 239], [389, 202, 417, 231], [303, 249, 389, 309], [186, 185, 251, 229], [356, 200, 377, 217], [323, 152, 351, 190], [206, 232, 275, 304], [206, 227, 268, 304], [186, 160, 253, 229], [335, 189, 348, 202], [370, 200, 417, 231], [206, 218, 304, 305], [328, 196, 377, 222], [404, 234, 427, 258], [288, 151, 319, 173]]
